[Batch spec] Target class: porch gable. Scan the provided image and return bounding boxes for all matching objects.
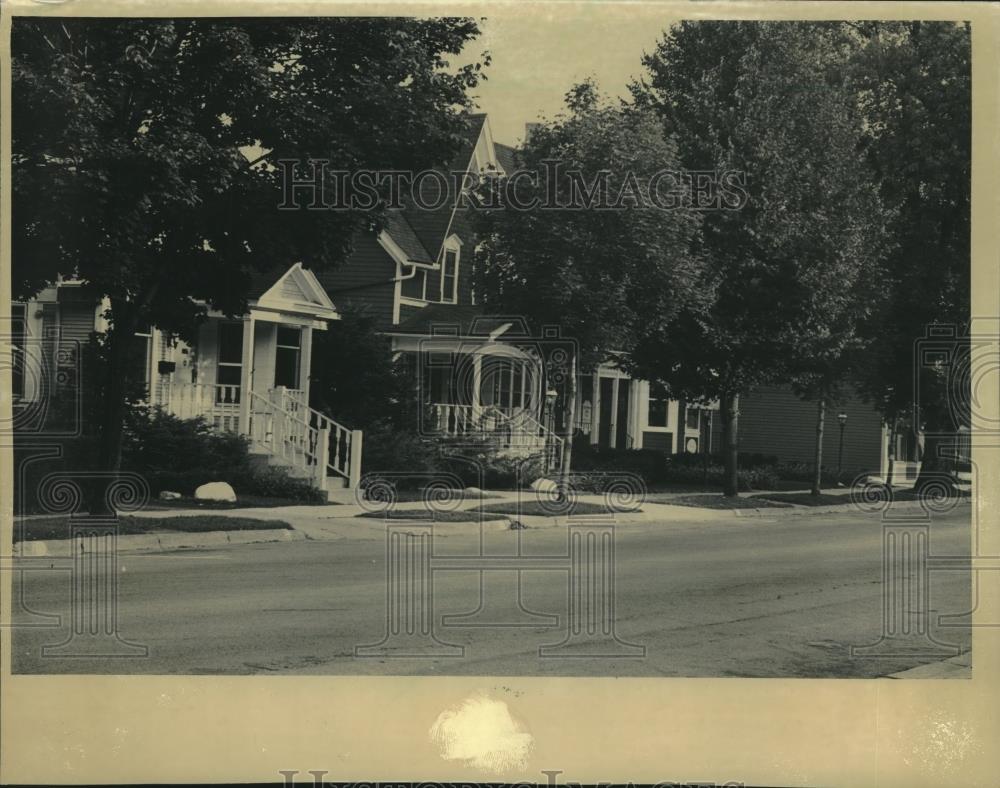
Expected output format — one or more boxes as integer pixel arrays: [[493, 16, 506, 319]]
[[255, 262, 339, 326]]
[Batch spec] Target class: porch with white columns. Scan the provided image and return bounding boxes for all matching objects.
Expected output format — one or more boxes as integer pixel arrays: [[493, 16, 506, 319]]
[[238, 316, 256, 434]]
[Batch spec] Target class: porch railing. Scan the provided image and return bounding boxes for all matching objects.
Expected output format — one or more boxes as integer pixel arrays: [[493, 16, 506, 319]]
[[249, 386, 362, 490], [430, 403, 564, 474], [156, 383, 242, 433], [155, 382, 361, 490]]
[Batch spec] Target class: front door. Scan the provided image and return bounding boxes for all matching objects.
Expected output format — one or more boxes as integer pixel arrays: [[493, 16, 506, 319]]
[[598, 377, 614, 448]]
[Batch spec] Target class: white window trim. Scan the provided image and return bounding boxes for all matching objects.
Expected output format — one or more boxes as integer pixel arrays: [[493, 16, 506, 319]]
[[643, 384, 673, 432], [439, 238, 461, 304], [274, 326, 303, 389], [216, 322, 244, 386]]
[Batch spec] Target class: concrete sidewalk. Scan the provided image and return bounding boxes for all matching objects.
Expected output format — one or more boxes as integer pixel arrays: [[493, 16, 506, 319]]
[[14, 527, 303, 557], [123, 486, 969, 545]]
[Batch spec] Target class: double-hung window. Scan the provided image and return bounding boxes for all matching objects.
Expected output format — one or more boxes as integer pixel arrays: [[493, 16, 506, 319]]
[[274, 326, 302, 390], [440, 247, 459, 304], [216, 322, 244, 403], [646, 383, 670, 428]]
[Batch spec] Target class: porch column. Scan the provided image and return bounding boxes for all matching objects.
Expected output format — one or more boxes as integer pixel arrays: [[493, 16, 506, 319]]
[[299, 325, 313, 401], [590, 373, 600, 445], [629, 380, 642, 449], [238, 316, 255, 434], [608, 377, 620, 449], [472, 353, 482, 420]]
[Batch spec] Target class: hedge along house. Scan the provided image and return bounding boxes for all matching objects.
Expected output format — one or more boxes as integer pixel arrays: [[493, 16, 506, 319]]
[[10, 263, 363, 497]]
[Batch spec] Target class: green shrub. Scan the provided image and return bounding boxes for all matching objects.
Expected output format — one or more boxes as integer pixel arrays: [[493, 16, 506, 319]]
[[123, 407, 249, 474], [439, 449, 545, 490], [360, 420, 442, 488], [140, 465, 325, 502], [572, 441, 670, 484], [124, 408, 323, 502], [229, 468, 326, 502], [772, 461, 868, 484]]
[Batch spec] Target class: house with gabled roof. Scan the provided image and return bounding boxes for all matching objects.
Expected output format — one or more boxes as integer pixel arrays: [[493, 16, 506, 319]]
[[14, 110, 897, 502], [9, 113, 553, 501], [10, 262, 360, 497]]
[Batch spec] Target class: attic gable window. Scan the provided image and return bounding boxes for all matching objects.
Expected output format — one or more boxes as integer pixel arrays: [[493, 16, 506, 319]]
[[440, 245, 460, 304]]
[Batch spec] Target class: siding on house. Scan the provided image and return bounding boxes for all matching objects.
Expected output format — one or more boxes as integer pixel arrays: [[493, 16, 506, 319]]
[[737, 385, 885, 474], [54, 290, 98, 396], [314, 233, 397, 330]]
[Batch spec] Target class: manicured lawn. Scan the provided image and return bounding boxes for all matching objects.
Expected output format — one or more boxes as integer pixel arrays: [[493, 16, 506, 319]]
[[473, 500, 643, 517], [148, 495, 335, 510], [359, 488, 503, 504], [894, 488, 971, 501], [756, 489, 971, 507], [16, 515, 291, 542], [356, 509, 509, 522], [752, 492, 851, 507], [660, 494, 793, 510]]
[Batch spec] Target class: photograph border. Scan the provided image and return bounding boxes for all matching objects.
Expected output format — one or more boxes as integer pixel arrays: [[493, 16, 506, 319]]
[[1, 1, 997, 785]]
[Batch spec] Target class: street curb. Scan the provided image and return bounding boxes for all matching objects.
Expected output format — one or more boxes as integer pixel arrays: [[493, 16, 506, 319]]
[[13, 528, 303, 557], [728, 498, 972, 519]]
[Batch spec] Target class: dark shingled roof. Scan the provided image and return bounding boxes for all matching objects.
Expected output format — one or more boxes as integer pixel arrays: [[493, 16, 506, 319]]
[[392, 303, 534, 337], [246, 265, 287, 300], [252, 114, 489, 302], [494, 142, 519, 175], [383, 209, 434, 265], [397, 113, 488, 262]]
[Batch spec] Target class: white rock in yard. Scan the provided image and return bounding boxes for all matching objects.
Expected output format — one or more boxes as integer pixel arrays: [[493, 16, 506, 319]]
[[530, 478, 558, 494], [194, 481, 237, 503], [465, 486, 483, 496], [158, 491, 182, 501]]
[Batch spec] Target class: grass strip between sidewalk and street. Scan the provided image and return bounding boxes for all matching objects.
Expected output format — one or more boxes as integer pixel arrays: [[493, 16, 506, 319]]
[[355, 500, 643, 520], [658, 494, 793, 510], [472, 500, 643, 517], [750, 492, 851, 507], [147, 495, 338, 510], [355, 510, 510, 522], [16, 515, 292, 542]]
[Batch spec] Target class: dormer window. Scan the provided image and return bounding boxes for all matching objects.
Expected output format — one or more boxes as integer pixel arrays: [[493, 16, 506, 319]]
[[440, 243, 460, 304]]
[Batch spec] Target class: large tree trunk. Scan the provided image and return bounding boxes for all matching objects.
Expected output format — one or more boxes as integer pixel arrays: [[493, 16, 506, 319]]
[[811, 396, 826, 496], [720, 391, 740, 497], [913, 431, 954, 493], [89, 301, 137, 515], [884, 418, 898, 488], [560, 351, 577, 480]]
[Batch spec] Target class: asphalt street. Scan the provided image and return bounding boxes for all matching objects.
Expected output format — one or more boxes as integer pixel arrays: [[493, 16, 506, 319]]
[[9, 507, 972, 677]]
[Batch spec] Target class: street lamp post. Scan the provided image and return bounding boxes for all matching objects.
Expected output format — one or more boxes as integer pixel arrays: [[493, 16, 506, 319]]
[[837, 412, 848, 482]]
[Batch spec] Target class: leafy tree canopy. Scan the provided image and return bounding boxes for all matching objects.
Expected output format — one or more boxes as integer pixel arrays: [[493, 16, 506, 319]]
[[12, 17, 488, 338], [628, 21, 891, 404], [475, 80, 704, 374]]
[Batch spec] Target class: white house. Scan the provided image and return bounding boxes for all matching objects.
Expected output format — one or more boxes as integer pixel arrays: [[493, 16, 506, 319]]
[[10, 263, 362, 498]]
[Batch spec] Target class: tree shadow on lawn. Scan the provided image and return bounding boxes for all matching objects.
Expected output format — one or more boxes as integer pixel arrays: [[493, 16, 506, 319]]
[[146, 495, 337, 510], [656, 494, 793, 510], [16, 515, 291, 542]]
